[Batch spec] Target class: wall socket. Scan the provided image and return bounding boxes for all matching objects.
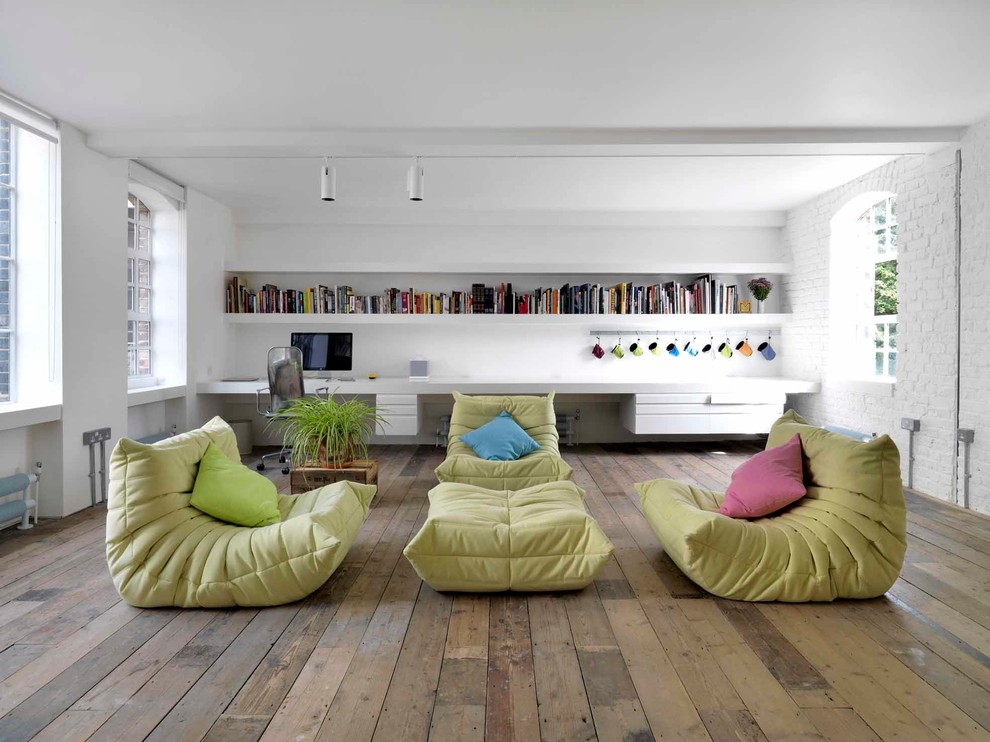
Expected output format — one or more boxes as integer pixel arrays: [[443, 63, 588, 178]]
[[82, 427, 112, 445], [900, 417, 921, 432], [574, 408, 581, 421], [958, 428, 975, 444]]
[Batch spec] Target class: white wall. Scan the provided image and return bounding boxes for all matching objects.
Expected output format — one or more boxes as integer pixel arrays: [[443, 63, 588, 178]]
[[780, 140, 990, 513], [0, 125, 62, 517], [124, 188, 235, 440], [224, 221, 789, 445], [57, 124, 129, 516], [127, 397, 183, 441], [0, 422, 60, 518], [234, 223, 784, 269], [960, 117, 990, 514], [3, 133, 236, 518], [184, 188, 234, 429], [229, 223, 787, 382]]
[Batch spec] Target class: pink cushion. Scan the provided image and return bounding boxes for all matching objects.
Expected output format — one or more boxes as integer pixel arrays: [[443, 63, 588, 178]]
[[718, 435, 806, 518]]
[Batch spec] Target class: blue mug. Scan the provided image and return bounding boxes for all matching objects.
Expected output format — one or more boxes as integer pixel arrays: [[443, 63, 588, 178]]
[[666, 342, 679, 357], [758, 341, 776, 360], [684, 340, 699, 357]]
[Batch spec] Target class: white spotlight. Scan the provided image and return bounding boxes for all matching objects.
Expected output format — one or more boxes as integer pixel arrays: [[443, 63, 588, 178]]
[[407, 158, 424, 201], [321, 158, 336, 201]]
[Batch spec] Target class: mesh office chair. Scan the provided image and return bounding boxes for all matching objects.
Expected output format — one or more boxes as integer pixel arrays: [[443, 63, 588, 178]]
[[255, 346, 327, 474]]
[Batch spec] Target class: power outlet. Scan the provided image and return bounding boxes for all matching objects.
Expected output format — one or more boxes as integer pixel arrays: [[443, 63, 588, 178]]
[[900, 417, 921, 432], [574, 408, 581, 421], [958, 428, 975, 444], [82, 427, 112, 445]]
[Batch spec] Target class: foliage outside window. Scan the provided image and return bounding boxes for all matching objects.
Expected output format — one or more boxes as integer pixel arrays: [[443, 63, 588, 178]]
[[0, 120, 13, 402], [127, 193, 153, 378], [858, 196, 897, 378]]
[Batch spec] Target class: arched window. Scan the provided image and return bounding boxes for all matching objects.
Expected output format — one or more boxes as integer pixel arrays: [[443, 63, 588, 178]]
[[858, 196, 897, 378], [828, 191, 898, 382], [125, 178, 182, 390]]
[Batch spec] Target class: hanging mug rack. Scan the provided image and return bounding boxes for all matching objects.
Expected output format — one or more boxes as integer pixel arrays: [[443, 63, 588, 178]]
[[590, 329, 778, 360]]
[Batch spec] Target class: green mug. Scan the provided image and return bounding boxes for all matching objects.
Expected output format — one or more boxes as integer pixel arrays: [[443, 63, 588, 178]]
[[611, 343, 625, 359], [630, 340, 644, 357], [718, 341, 733, 358]]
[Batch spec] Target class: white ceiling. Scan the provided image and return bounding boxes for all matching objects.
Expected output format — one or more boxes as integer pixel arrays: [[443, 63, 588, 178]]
[[3, 1, 990, 131], [2, 1, 984, 218], [145, 154, 900, 220]]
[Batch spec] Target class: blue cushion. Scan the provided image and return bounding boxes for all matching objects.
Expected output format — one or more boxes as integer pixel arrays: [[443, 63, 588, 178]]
[[459, 411, 541, 461]]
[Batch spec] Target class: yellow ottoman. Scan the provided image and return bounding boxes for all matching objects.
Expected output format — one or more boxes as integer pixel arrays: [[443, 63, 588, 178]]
[[404, 480, 614, 592]]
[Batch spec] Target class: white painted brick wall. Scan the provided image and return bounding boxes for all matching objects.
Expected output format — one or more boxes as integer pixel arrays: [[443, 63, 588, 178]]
[[960, 117, 990, 515], [781, 152, 963, 506]]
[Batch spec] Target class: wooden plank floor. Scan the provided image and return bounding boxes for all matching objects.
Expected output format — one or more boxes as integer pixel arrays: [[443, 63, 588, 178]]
[[0, 442, 989, 741]]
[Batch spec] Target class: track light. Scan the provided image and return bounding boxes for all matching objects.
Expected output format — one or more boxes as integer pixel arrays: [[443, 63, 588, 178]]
[[321, 157, 336, 201], [407, 157, 424, 201]]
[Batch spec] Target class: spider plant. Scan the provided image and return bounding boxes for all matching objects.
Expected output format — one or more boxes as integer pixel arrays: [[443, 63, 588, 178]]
[[273, 394, 386, 468]]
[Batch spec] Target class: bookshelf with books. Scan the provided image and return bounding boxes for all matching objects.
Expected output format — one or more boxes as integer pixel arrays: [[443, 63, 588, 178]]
[[225, 273, 767, 318]]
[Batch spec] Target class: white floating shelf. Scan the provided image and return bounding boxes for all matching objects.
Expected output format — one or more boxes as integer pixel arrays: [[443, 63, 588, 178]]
[[223, 262, 793, 276], [224, 312, 791, 329]]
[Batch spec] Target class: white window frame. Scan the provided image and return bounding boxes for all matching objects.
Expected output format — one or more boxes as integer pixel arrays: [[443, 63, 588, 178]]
[[859, 196, 898, 380], [127, 193, 154, 381], [0, 120, 15, 403]]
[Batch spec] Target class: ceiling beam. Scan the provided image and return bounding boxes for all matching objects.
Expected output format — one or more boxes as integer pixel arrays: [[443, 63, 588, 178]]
[[231, 207, 787, 228], [87, 127, 963, 159]]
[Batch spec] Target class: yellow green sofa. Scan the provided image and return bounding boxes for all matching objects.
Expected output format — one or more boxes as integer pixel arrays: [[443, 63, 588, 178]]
[[434, 391, 573, 489], [106, 417, 375, 608], [635, 411, 906, 602], [404, 480, 614, 591]]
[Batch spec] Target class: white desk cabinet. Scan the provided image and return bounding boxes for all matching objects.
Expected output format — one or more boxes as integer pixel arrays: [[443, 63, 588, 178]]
[[376, 394, 422, 436], [620, 392, 786, 436]]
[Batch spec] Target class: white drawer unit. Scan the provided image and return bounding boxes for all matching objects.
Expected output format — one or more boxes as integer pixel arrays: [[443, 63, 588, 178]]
[[621, 392, 785, 436], [376, 394, 422, 436]]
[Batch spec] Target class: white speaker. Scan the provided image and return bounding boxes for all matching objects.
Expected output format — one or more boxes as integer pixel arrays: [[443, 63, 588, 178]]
[[410, 359, 429, 380]]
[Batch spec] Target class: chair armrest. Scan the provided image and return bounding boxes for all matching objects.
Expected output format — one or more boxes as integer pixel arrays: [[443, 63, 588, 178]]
[[255, 387, 271, 416]]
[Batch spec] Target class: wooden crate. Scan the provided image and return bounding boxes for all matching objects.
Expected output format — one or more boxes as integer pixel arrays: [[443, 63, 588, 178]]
[[290, 460, 379, 493]]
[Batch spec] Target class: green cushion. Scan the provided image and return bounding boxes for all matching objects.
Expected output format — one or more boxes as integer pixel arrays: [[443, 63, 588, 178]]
[[435, 391, 573, 488], [190, 442, 281, 527], [404, 480, 613, 592], [106, 416, 377, 608], [634, 411, 906, 602]]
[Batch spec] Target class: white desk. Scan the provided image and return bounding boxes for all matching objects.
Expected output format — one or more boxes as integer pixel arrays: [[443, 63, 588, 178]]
[[198, 377, 820, 437]]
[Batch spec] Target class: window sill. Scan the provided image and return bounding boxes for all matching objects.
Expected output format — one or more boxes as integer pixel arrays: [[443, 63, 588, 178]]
[[0, 401, 62, 432], [128, 375, 163, 390], [127, 383, 187, 407], [831, 378, 896, 397]]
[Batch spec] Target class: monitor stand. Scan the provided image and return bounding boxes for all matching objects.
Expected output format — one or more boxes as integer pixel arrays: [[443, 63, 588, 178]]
[[324, 375, 355, 382]]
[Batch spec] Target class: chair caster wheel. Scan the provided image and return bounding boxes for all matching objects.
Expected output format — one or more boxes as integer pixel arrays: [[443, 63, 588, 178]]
[[281, 467, 290, 475], [256, 462, 266, 471], [278, 455, 287, 464]]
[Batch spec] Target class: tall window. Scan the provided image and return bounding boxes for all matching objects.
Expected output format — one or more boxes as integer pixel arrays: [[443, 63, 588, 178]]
[[127, 193, 153, 378], [0, 120, 13, 402], [858, 196, 897, 378]]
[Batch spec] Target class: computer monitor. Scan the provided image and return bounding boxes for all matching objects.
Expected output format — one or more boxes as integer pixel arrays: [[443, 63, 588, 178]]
[[290, 332, 353, 372]]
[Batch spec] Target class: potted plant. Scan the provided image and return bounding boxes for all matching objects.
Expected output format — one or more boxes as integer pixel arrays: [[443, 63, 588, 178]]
[[747, 277, 774, 313], [273, 394, 387, 492]]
